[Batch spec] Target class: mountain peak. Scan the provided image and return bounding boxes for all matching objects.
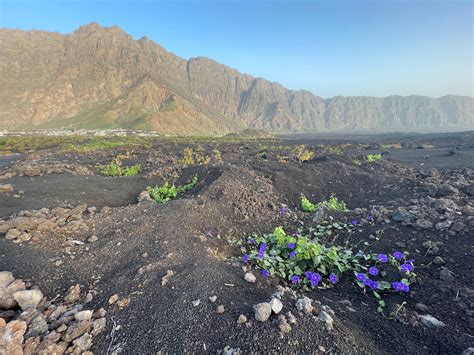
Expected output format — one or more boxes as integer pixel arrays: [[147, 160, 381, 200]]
[[0, 24, 472, 133]]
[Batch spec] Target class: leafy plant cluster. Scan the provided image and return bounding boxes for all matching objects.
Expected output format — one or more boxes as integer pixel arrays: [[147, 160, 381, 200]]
[[241, 226, 416, 313], [367, 154, 382, 162], [96, 158, 141, 177], [300, 195, 348, 213], [147, 175, 199, 203], [178, 146, 213, 165], [323, 146, 343, 156], [293, 145, 315, 162]]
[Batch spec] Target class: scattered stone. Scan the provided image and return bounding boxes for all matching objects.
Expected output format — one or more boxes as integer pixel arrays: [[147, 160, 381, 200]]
[[161, 270, 175, 286], [253, 302, 272, 322], [319, 310, 334, 331], [70, 333, 92, 353], [0, 272, 14, 288], [74, 310, 93, 321], [0, 320, 27, 354], [222, 345, 242, 355], [216, 305, 225, 314], [62, 320, 92, 342], [0, 184, 14, 193], [13, 289, 43, 311], [91, 317, 106, 336], [84, 292, 93, 304], [209, 295, 217, 303], [108, 294, 119, 305], [25, 314, 48, 337], [0, 279, 26, 309], [192, 299, 201, 307], [419, 314, 446, 328], [269, 298, 283, 314], [433, 256, 445, 265], [461, 348, 474, 355], [286, 311, 297, 324], [5, 229, 21, 240], [392, 209, 412, 222], [64, 285, 81, 304], [87, 235, 98, 243], [295, 296, 313, 314], [278, 315, 292, 334], [244, 272, 256, 283], [237, 314, 247, 324]]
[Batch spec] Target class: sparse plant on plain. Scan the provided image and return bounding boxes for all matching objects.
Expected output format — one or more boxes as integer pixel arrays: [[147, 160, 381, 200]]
[[97, 158, 141, 177], [367, 154, 382, 162], [300, 195, 348, 213], [147, 175, 199, 203], [294, 145, 315, 162]]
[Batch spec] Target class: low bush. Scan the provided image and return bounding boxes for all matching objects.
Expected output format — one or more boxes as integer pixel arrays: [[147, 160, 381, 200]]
[[367, 154, 382, 162], [97, 158, 141, 177], [300, 195, 348, 213], [147, 175, 198, 203], [241, 226, 416, 313]]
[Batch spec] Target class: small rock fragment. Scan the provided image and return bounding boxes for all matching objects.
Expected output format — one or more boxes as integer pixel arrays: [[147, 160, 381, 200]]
[[419, 314, 446, 328], [319, 310, 334, 331], [64, 284, 81, 304], [269, 298, 283, 314], [253, 302, 272, 322], [13, 289, 43, 311], [244, 273, 256, 283], [216, 305, 225, 314], [108, 294, 119, 305], [237, 314, 247, 324]]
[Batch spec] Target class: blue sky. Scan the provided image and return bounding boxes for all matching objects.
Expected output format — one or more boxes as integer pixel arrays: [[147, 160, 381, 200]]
[[0, 0, 472, 98]]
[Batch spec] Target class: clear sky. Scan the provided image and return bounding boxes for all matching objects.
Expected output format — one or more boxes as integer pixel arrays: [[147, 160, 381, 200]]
[[0, 0, 472, 98]]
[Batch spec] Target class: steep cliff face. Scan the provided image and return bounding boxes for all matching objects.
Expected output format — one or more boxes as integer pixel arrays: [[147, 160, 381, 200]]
[[0, 23, 472, 133]]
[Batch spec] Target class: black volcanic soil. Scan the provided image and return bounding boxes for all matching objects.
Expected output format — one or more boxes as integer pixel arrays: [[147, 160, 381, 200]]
[[0, 131, 473, 354]]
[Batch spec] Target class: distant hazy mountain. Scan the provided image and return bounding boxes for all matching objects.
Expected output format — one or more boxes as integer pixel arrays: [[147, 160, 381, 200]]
[[1, 23, 472, 134]]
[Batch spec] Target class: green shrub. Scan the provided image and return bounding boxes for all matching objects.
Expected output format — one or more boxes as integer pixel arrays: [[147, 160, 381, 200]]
[[97, 158, 141, 177], [147, 175, 198, 203], [294, 145, 315, 162], [300, 195, 348, 213], [367, 154, 382, 162], [243, 226, 359, 282]]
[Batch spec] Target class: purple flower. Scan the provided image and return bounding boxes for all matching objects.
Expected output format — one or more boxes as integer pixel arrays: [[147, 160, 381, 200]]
[[243, 254, 249, 263], [366, 280, 378, 289], [310, 273, 321, 287], [351, 219, 359, 225], [377, 254, 388, 263], [401, 263, 414, 273], [328, 274, 338, 284], [249, 239, 255, 245], [291, 275, 300, 284], [392, 282, 410, 293], [367, 215, 374, 222], [305, 271, 313, 279], [261, 269, 270, 277], [356, 273, 367, 282], [258, 243, 267, 258], [289, 250, 297, 259], [393, 251, 404, 260], [288, 242, 296, 249], [368, 267, 379, 276], [279, 206, 288, 216]]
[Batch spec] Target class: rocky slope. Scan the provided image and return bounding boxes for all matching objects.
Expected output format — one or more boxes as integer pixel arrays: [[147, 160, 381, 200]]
[[0, 23, 473, 133]]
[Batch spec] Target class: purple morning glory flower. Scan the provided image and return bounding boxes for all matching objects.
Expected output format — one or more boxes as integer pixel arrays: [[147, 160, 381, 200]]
[[258, 243, 267, 258], [356, 273, 367, 282], [310, 273, 321, 286], [261, 269, 270, 277], [368, 267, 379, 276], [243, 254, 249, 263], [401, 263, 414, 273], [291, 275, 300, 284], [328, 274, 338, 284], [351, 219, 359, 225], [367, 215, 374, 222], [377, 254, 388, 263], [288, 242, 296, 249], [305, 271, 313, 279], [393, 251, 404, 260], [289, 250, 297, 259], [367, 280, 378, 289], [392, 282, 410, 293]]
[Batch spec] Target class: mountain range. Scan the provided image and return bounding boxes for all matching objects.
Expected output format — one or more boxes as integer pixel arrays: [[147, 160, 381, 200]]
[[1, 23, 472, 134]]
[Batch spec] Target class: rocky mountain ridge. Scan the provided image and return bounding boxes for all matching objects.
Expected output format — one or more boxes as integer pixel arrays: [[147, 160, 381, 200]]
[[0, 23, 472, 133]]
